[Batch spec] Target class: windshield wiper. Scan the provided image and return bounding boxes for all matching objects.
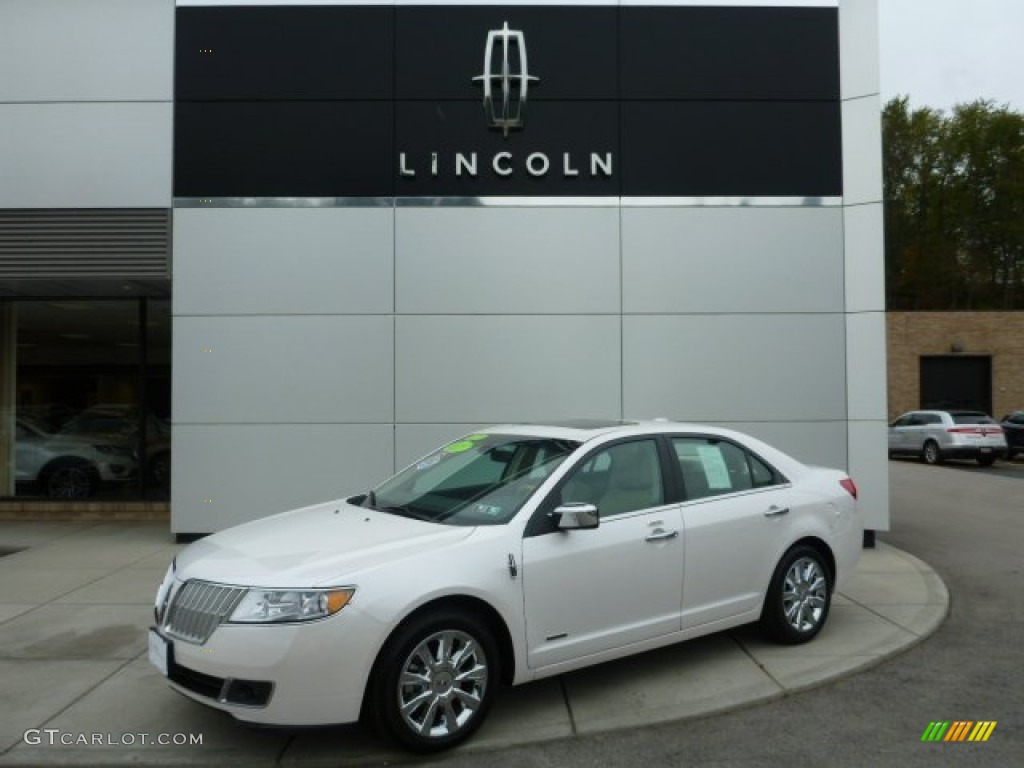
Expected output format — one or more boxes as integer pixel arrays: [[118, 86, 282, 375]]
[[377, 504, 436, 522]]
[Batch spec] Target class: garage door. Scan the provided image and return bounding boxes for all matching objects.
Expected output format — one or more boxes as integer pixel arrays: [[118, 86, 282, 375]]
[[920, 356, 992, 414]]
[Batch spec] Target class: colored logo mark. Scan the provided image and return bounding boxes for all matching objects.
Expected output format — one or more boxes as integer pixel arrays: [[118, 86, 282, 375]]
[[921, 721, 997, 742]]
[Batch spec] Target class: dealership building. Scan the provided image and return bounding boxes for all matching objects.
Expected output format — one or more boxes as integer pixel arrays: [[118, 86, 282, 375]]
[[0, 0, 889, 537]]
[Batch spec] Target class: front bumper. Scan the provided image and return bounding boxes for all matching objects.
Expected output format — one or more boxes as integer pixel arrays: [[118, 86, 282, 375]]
[[96, 460, 137, 482], [151, 603, 386, 726]]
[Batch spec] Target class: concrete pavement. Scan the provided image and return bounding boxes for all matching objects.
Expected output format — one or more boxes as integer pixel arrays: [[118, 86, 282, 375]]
[[0, 521, 948, 767]]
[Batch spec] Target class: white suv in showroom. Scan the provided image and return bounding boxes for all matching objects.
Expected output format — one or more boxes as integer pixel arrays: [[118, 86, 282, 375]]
[[15, 415, 137, 498], [888, 410, 1007, 466]]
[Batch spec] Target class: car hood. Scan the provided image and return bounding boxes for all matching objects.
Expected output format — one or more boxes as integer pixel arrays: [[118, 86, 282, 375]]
[[175, 499, 474, 587]]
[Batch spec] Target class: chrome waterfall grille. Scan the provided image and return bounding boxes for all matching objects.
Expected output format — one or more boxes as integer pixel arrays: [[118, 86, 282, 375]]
[[163, 581, 247, 644]]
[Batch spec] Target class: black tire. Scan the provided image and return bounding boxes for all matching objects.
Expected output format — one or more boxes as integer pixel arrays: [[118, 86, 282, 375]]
[[977, 454, 996, 467], [760, 545, 832, 645], [367, 610, 499, 753], [922, 440, 942, 465], [42, 459, 98, 499]]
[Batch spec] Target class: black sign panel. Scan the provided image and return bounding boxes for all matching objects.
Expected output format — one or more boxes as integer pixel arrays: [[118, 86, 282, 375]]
[[620, 7, 839, 100], [622, 102, 842, 197], [175, 102, 393, 198], [174, 4, 842, 198], [175, 6, 393, 100]]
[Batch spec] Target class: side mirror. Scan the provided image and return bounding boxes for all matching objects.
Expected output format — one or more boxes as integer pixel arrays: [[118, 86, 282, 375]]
[[551, 502, 599, 531]]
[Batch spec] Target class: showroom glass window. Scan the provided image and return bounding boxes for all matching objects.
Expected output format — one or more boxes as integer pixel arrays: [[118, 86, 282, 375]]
[[0, 299, 170, 501]]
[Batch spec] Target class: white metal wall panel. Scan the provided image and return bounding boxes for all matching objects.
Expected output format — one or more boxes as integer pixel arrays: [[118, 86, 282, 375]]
[[396, 207, 620, 314], [0, 103, 173, 209], [710, 420, 848, 470], [0, 0, 173, 103], [845, 312, 888, 421], [846, 420, 889, 532], [844, 202, 885, 313], [841, 1, 887, 530], [174, 208, 395, 315], [622, 207, 844, 314], [839, 0, 880, 101], [623, 314, 847, 421], [395, 315, 621, 423], [841, 95, 884, 207], [172, 424, 393, 533], [173, 316, 394, 424]]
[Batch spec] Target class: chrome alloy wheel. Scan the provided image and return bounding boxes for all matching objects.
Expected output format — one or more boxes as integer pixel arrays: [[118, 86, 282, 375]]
[[781, 556, 828, 633], [397, 630, 489, 739]]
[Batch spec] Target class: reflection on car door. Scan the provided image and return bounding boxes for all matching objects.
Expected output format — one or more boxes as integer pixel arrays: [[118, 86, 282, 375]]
[[521, 439, 684, 669]]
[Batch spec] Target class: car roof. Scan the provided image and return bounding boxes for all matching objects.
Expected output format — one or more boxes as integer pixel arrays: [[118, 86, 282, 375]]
[[481, 419, 756, 443], [905, 409, 988, 417]]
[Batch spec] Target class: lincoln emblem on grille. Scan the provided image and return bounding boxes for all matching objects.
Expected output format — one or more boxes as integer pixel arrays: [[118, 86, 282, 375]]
[[472, 21, 539, 138]]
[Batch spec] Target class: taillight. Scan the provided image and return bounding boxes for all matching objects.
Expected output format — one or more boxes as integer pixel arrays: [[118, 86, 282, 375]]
[[840, 478, 858, 499]]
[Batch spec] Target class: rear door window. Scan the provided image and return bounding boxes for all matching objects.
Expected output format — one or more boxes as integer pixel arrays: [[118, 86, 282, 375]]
[[672, 437, 783, 501]]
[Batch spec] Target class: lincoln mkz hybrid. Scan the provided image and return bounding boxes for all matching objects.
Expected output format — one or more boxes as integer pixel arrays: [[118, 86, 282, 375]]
[[151, 420, 862, 751]]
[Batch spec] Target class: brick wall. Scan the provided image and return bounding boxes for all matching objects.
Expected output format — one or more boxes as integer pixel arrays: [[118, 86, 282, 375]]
[[887, 312, 1024, 420]]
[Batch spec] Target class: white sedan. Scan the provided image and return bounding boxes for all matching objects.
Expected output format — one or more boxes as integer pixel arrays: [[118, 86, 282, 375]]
[[150, 420, 862, 752]]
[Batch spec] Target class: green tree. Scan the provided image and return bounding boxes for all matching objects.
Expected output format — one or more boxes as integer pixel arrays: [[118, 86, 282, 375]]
[[883, 97, 1024, 310]]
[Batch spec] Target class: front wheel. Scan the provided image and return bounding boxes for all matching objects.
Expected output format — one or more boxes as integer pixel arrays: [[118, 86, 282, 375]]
[[922, 440, 942, 465], [761, 545, 832, 644], [43, 460, 97, 499], [367, 611, 499, 753]]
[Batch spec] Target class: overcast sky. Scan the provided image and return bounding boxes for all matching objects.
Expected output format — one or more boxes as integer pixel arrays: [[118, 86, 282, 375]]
[[879, 0, 1024, 112]]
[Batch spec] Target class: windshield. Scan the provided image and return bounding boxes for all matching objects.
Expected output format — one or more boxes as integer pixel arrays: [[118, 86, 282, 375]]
[[371, 433, 579, 526]]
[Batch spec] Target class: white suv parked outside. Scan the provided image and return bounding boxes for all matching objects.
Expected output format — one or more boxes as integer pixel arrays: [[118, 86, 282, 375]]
[[888, 410, 1007, 466]]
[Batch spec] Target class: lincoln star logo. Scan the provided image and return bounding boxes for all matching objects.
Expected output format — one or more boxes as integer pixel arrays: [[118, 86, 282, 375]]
[[472, 21, 539, 137]]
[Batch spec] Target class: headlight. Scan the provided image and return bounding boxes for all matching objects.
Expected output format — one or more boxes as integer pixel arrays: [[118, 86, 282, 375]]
[[228, 587, 355, 624], [154, 559, 175, 624]]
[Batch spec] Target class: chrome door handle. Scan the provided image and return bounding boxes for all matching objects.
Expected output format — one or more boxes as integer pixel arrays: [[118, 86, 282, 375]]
[[764, 505, 790, 517], [645, 529, 679, 542]]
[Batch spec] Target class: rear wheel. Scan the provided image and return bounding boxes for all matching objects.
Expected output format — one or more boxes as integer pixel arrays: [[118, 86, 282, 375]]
[[367, 610, 499, 753], [922, 440, 942, 465], [761, 545, 832, 644]]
